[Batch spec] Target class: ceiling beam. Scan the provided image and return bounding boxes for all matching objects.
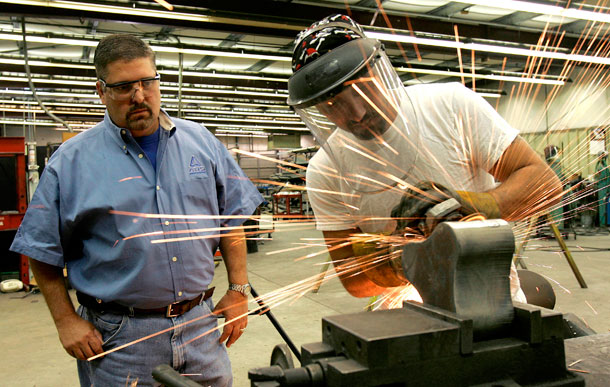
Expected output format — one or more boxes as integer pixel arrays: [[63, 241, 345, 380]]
[[492, 11, 540, 25], [195, 33, 245, 68], [427, 2, 470, 18], [81, 20, 98, 60]]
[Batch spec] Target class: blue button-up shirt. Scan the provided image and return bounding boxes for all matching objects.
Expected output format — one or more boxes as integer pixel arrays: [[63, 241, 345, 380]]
[[11, 111, 262, 308]]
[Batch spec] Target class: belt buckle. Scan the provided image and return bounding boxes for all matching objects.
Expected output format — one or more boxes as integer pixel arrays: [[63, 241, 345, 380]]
[[166, 302, 180, 318]]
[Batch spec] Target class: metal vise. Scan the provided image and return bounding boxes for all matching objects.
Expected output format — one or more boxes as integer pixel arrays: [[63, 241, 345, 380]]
[[249, 220, 583, 386], [401, 219, 514, 340]]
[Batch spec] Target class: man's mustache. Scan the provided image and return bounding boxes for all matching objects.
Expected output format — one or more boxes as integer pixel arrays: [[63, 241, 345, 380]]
[[127, 104, 152, 118]]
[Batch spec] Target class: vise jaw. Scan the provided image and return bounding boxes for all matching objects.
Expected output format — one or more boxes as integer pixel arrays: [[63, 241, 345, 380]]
[[401, 219, 515, 339]]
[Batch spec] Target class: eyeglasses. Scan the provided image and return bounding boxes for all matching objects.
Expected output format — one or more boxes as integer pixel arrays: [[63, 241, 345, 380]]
[[99, 74, 160, 101]]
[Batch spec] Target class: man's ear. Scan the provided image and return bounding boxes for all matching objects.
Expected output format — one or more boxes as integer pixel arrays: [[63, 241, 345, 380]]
[[95, 81, 107, 104]]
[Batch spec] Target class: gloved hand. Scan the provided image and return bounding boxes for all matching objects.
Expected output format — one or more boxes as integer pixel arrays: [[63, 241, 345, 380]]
[[391, 181, 501, 236], [352, 238, 407, 288]]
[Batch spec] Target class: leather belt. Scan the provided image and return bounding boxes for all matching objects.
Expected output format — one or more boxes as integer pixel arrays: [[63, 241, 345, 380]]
[[76, 287, 215, 318]]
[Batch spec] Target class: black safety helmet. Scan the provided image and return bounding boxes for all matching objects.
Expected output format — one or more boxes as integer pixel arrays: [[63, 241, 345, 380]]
[[291, 14, 365, 72], [288, 15, 388, 109]]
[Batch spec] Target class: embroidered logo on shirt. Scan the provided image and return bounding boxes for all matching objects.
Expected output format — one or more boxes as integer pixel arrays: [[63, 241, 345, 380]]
[[189, 156, 207, 175]]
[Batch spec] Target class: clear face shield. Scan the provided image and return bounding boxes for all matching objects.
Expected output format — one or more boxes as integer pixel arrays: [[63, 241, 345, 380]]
[[288, 39, 420, 193]]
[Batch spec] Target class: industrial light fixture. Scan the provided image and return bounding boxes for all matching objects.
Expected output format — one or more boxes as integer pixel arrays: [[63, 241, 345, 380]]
[[366, 31, 610, 66], [0, 99, 102, 108], [0, 58, 288, 82], [0, 118, 93, 130], [0, 0, 303, 31], [5, 76, 288, 98], [396, 67, 565, 85], [0, 107, 102, 115], [188, 116, 305, 126], [0, 57, 94, 69], [475, 92, 502, 99], [214, 133, 269, 138], [463, 0, 610, 24], [0, 32, 291, 62], [158, 70, 288, 83], [0, 89, 99, 99], [199, 122, 309, 131]]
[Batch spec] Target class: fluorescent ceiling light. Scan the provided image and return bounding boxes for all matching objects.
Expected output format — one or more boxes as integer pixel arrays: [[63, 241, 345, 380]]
[[0, 89, 99, 98], [200, 122, 309, 131], [392, 0, 610, 24], [397, 67, 565, 85], [0, 119, 91, 130], [158, 70, 288, 83], [2, 76, 94, 87], [215, 133, 269, 138], [0, 33, 291, 62], [0, 0, 303, 30], [462, 0, 610, 24], [3, 76, 289, 97], [0, 100, 102, 108], [0, 107, 102, 115], [0, 57, 94, 69], [162, 107, 296, 118], [0, 59, 286, 82], [189, 116, 304, 126], [366, 31, 610, 65], [476, 92, 502, 99], [161, 85, 287, 98]]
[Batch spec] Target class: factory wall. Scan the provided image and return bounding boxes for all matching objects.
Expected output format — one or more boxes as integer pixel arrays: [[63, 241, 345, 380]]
[[496, 65, 610, 180]]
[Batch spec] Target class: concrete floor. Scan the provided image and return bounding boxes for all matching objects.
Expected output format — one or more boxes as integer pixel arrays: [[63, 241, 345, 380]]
[[1, 221, 609, 386]]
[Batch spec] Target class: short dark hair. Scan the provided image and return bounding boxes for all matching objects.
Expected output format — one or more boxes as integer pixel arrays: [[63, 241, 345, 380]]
[[94, 34, 156, 80]]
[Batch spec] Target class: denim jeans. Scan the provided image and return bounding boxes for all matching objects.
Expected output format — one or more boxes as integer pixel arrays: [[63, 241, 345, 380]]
[[77, 297, 232, 387]]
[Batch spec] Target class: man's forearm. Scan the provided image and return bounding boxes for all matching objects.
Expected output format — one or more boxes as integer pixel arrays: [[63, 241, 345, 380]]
[[488, 136, 562, 221], [219, 227, 248, 284], [29, 259, 78, 325], [490, 163, 561, 220]]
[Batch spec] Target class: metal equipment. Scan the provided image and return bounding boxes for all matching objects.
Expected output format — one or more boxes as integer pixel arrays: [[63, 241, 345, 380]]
[[249, 220, 585, 386], [0, 137, 30, 287]]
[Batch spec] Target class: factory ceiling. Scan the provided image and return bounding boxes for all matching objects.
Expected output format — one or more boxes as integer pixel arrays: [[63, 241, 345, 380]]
[[0, 0, 609, 136]]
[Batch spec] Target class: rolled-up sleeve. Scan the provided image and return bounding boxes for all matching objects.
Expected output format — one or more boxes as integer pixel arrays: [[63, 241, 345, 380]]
[[10, 166, 65, 267]]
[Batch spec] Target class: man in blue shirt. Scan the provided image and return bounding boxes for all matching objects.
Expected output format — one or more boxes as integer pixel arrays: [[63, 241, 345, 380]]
[[11, 34, 262, 386]]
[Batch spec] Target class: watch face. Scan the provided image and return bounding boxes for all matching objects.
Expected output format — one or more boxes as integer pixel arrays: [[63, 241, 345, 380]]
[[243, 284, 251, 295], [230, 283, 251, 296]]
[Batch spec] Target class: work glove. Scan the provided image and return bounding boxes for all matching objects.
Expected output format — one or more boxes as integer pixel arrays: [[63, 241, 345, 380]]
[[352, 237, 407, 288], [391, 181, 501, 237]]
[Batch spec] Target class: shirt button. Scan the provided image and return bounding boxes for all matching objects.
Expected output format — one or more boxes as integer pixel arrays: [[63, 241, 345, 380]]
[[164, 221, 170, 226], [121, 130, 126, 135], [156, 185, 160, 190], [172, 256, 177, 262], [178, 291, 183, 297], [122, 145, 126, 150], [138, 153, 144, 159]]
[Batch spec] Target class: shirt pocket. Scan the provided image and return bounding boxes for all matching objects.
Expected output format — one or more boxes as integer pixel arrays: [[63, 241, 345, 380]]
[[178, 176, 218, 214]]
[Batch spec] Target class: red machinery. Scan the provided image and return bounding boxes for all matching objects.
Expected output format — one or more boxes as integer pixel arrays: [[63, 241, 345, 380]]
[[0, 137, 29, 287]]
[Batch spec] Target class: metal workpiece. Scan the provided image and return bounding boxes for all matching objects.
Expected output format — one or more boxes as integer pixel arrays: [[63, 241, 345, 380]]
[[401, 220, 515, 339]]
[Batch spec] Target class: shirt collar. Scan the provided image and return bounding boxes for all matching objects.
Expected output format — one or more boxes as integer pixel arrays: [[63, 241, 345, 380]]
[[159, 109, 176, 134], [104, 109, 176, 142]]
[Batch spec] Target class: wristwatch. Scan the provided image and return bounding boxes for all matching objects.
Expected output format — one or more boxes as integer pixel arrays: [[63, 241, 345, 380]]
[[228, 283, 251, 297]]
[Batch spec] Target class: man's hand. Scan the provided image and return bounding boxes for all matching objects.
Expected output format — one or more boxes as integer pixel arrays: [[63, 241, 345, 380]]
[[391, 181, 502, 236], [391, 181, 463, 236], [213, 290, 248, 348], [56, 313, 104, 360]]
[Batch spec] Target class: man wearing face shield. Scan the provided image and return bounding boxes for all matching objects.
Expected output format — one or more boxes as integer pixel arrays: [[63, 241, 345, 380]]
[[288, 15, 562, 303]]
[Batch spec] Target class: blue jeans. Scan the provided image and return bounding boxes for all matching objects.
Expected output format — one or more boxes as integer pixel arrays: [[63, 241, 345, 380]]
[[77, 298, 232, 387]]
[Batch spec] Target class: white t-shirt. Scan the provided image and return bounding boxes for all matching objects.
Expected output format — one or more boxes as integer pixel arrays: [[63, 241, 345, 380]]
[[306, 82, 525, 301], [307, 82, 518, 233]]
